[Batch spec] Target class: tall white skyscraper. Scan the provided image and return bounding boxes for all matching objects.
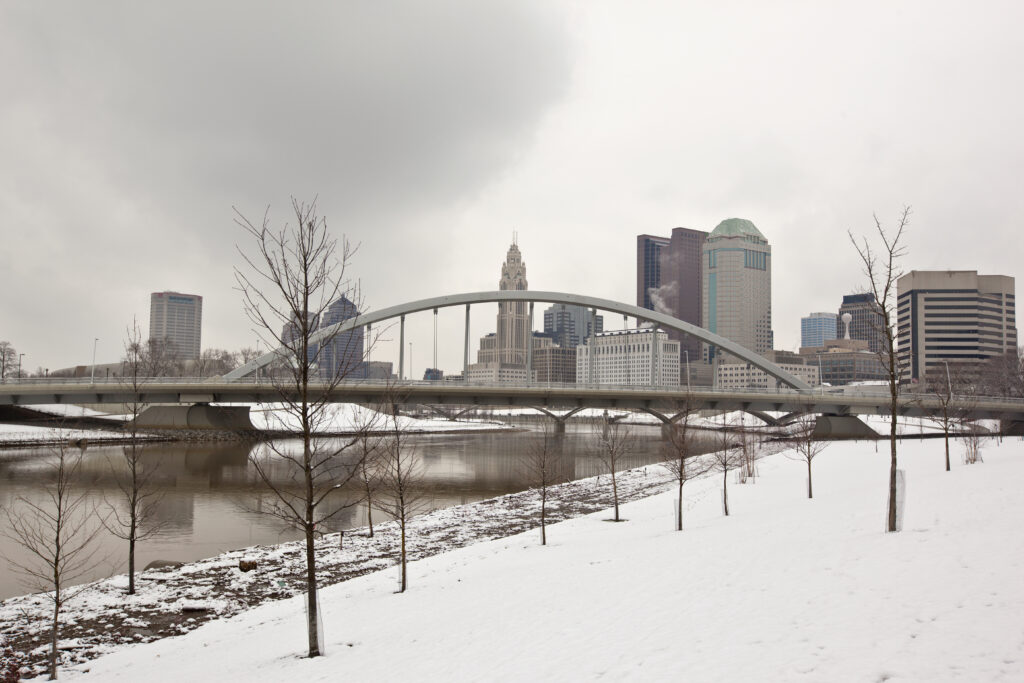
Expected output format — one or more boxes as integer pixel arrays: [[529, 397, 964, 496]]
[[149, 291, 202, 360], [701, 218, 772, 364]]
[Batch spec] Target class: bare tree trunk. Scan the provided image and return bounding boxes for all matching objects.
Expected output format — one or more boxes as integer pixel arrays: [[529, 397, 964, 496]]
[[611, 470, 620, 522], [944, 425, 950, 472], [807, 459, 813, 499], [676, 478, 684, 531], [722, 468, 729, 516], [888, 404, 898, 532], [540, 486, 547, 545], [50, 598, 59, 680]]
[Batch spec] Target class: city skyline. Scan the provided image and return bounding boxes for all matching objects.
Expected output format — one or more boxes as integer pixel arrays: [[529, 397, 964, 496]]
[[4, 2, 1024, 374]]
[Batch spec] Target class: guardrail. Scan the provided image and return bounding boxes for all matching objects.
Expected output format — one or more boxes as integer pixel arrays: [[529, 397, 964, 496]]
[[2, 376, 1023, 407]]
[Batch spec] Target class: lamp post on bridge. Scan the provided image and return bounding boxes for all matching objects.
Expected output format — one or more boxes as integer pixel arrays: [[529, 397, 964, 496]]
[[684, 350, 691, 393], [90, 337, 99, 383], [18, 353, 24, 379]]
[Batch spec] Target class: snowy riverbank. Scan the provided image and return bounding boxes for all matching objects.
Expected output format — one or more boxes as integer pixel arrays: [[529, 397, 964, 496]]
[[39, 434, 1024, 682]]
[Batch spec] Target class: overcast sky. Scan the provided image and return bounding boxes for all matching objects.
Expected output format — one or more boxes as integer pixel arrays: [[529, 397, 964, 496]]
[[3, 1, 1023, 376]]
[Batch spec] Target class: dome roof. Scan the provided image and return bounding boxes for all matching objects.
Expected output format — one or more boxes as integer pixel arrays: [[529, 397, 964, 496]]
[[709, 218, 765, 240]]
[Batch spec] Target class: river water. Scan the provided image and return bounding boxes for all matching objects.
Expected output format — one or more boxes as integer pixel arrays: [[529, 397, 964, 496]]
[[0, 424, 673, 600]]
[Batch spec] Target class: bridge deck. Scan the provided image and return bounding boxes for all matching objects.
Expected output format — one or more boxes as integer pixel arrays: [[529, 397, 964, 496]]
[[1, 379, 1022, 422]]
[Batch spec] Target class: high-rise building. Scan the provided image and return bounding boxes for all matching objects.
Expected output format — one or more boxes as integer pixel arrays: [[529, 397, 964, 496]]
[[543, 304, 603, 348], [897, 270, 1017, 382], [577, 328, 680, 386], [533, 346, 577, 383], [149, 291, 202, 360], [318, 295, 364, 380], [838, 293, 885, 354], [467, 243, 533, 382], [701, 219, 772, 364], [801, 312, 838, 348], [636, 228, 707, 362]]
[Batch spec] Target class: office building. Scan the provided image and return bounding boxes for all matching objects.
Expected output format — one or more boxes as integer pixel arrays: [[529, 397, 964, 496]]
[[576, 328, 680, 386], [318, 295, 364, 380], [701, 219, 772, 364], [801, 312, 838, 348], [149, 291, 202, 360], [897, 270, 1017, 382], [466, 243, 533, 382], [636, 228, 707, 363], [838, 293, 885, 354], [533, 346, 577, 383], [715, 357, 820, 390], [543, 304, 603, 348]]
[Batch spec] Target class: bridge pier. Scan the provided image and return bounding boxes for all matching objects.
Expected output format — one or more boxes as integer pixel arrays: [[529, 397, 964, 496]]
[[812, 415, 877, 439], [135, 404, 255, 431], [1000, 420, 1024, 436]]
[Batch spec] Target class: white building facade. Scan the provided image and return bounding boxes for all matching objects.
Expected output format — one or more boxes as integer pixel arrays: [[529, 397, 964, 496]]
[[715, 362, 820, 391], [576, 328, 680, 386]]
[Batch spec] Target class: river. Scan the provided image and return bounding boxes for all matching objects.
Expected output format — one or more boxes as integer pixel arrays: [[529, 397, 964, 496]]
[[0, 423, 674, 600]]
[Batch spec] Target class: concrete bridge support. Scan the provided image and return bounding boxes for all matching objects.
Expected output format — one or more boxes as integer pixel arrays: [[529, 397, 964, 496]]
[[532, 406, 585, 435], [134, 405, 255, 431], [811, 415, 878, 439]]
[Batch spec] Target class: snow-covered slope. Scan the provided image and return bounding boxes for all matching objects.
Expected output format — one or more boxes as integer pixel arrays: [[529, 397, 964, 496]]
[[68, 437, 1024, 682]]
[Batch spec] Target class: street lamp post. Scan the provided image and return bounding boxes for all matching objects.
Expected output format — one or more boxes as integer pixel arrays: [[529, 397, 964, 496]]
[[91, 337, 99, 383], [684, 349, 691, 394], [18, 353, 24, 379], [409, 342, 413, 381]]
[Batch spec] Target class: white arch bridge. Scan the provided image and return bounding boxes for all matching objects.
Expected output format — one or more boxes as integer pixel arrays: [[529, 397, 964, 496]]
[[225, 290, 813, 390]]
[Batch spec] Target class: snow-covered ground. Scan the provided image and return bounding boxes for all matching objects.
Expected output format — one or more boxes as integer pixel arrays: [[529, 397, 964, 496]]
[[55, 435, 1024, 682], [0, 423, 136, 446]]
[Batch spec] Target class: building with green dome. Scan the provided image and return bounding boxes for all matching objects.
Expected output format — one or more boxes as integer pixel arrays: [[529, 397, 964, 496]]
[[701, 218, 773, 363]]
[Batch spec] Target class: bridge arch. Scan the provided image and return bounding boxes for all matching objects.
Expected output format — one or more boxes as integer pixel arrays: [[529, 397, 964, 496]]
[[224, 290, 812, 390]]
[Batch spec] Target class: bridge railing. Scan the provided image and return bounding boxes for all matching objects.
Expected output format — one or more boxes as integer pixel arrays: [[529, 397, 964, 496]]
[[3, 376, 1024, 407]]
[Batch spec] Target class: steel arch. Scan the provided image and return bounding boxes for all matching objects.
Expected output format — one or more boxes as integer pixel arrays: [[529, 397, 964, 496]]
[[224, 290, 812, 390]]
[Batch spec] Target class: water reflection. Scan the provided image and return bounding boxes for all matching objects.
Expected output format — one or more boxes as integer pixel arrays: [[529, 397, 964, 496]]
[[0, 425, 671, 600]]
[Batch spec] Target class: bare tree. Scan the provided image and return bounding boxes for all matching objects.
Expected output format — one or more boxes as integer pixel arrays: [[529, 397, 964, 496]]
[[104, 319, 163, 595], [850, 206, 910, 532], [979, 349, 1024, 399], [351, 404, 385, 537], [786, 414, 829, 498], [660, 412, 710, 530], [234, 197, 370, 657], [191, 348, 237, 378], [591, 414, 633, 522], [140, 337, 183, 378], [710, 412, 743, 516], [376, 399, 427, 592], [1, 439, 104, 680], [920, 363, 977, 472], [0, 341, 16, 381], [961, 420, 984, 464], [524, 426, 560, 544], [733, 413, 760, 485]]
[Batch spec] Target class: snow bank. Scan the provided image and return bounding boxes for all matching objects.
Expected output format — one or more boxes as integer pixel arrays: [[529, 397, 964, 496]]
[[65, 435, 1024, 682], [247, 403, 513, 433]]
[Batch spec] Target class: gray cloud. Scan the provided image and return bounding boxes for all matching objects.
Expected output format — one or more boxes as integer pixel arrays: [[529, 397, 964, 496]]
[[0, 1, 571, 368]]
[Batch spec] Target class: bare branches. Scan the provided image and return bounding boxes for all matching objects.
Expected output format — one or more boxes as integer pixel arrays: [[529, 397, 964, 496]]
[[525, 426, 561, 544], [375, 393, 428, 592], [785, 415, 829, 498], [661, 410, 711, 530], [0, 439, 105, 680], [591, 415, 634, 522], [849, 206, 910, 533], [233, 197, 370, 657]]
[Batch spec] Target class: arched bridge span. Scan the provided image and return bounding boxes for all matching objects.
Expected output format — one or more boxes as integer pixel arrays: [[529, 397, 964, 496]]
[[224, 290, 813, 391]]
